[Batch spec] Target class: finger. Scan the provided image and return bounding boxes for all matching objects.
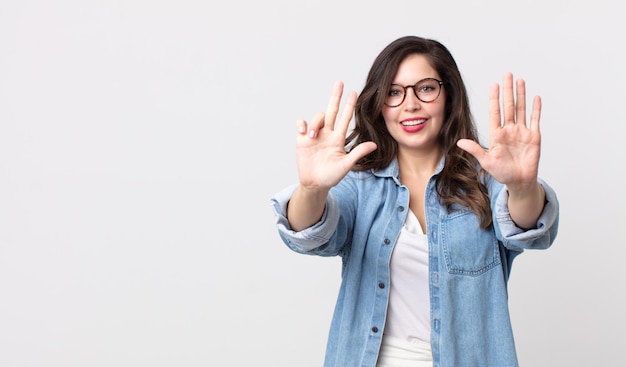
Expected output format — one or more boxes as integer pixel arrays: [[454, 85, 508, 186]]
[[489, 83, 501, 131], [325, 80, 344, 131], [529, 95, 542, 132], [346, 141, 378, 165], [335, 90, 357, 137], [515, 78, 527, 127], [296, 119, 308, 135], [456, 139, 487, 163], [307, 111, 325, 138], [502, 72, 515, 125]]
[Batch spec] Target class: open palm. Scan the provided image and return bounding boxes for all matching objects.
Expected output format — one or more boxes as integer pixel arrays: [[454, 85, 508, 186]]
[[295, 81, 377, 190], [457, 73, 541, 189]]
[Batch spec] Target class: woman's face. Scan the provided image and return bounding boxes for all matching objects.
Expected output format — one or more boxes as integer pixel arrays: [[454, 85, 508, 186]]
[[381, 54, 446, 154]]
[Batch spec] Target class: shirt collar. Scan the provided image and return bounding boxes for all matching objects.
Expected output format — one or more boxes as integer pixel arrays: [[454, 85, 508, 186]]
[[371, 156, 446, 182]]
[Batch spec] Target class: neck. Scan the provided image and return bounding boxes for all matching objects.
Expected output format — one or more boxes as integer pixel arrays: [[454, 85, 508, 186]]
[[396, 147, 442, 179]]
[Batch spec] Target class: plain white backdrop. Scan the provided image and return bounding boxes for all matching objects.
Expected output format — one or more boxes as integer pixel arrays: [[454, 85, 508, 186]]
[[1, 0, 624, 366]]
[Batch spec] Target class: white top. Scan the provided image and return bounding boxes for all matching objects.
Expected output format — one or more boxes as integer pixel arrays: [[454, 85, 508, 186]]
[[382, 209, 431, 343]]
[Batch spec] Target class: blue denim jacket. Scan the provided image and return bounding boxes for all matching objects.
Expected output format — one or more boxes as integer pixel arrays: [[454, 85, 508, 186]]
[[270, 158, 559, 367]]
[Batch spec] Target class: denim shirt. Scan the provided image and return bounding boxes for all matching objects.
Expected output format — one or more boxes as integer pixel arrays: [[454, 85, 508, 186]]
[[270, 158, 559, 367]]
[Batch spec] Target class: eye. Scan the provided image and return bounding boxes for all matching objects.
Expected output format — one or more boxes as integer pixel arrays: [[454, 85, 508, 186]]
[[418, 83, 437, 92], [388, 86, 403, 97], [417, 80, 439, 93]]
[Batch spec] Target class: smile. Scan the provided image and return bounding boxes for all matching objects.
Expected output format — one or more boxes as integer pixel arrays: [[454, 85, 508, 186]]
[[401, 119, 426, 126]]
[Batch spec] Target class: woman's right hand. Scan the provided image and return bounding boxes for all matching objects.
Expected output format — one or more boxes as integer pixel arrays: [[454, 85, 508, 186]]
[[295, 81, 377, 192], [287, 81, 377, 231]]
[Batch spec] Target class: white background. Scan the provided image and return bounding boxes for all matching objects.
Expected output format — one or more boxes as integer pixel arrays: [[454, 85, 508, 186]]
[[1, 1, 624, 366]]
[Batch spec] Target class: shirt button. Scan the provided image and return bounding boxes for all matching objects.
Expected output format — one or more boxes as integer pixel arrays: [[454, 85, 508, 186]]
[[372, 326, 379, 333], [378, 282, 385, 289], [384, 238, 391, 245], [398, 206, 405, 212]]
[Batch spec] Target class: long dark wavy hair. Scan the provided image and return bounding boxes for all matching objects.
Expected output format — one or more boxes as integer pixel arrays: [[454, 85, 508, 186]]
[[346, 35, 492, 228]]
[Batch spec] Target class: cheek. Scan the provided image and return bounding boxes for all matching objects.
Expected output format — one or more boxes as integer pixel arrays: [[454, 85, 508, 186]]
[[429, 101, 446, 120], [381, 107, 394, 123], [436, 105, 447, 119], [436, 94, 447, 118]]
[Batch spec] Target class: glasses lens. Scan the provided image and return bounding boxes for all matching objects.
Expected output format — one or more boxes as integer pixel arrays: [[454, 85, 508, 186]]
[[385, 85, 405, 107], [415, 79, 441, 102]]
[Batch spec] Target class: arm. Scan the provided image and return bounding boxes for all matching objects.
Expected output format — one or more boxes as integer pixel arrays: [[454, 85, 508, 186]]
[[506, 180, 545, 230], [287, 186, 330, 232]]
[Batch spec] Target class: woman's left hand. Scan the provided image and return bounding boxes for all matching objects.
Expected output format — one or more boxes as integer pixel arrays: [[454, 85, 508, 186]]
[[457, 72, 541, 191]]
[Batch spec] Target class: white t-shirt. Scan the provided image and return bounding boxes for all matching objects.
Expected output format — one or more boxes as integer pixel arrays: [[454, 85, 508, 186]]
[[383, 209, 431, 343]]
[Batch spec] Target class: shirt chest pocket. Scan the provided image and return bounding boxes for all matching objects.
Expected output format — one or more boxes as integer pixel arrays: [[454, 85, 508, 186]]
[[440, 210, 501, 276]]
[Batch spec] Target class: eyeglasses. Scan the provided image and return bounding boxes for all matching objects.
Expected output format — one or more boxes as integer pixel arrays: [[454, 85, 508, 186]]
[[384, 78, 444, 107]]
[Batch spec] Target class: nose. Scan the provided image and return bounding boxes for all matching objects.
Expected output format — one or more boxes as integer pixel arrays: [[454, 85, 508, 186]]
[[403, 86, 421, 110]]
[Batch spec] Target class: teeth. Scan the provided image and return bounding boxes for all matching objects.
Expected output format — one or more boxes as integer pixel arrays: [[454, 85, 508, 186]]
[[402, 119, 426, 126]]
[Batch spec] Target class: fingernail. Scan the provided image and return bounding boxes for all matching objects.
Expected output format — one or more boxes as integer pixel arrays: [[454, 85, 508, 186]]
[[298, 126, 306, 134], [309, 130, 316, 138]]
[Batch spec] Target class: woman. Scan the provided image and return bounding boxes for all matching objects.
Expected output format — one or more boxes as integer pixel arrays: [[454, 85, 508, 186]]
[[270, 35, 559, 367]]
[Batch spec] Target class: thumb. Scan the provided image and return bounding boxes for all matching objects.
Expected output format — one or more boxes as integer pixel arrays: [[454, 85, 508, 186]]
[[456, 139, 486, 161], [346, 141, 378, 165]]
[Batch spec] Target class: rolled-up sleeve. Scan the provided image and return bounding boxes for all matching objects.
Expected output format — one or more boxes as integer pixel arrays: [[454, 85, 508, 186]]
[[270, 184, 341, 253], [494, 178, 560, 251]]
